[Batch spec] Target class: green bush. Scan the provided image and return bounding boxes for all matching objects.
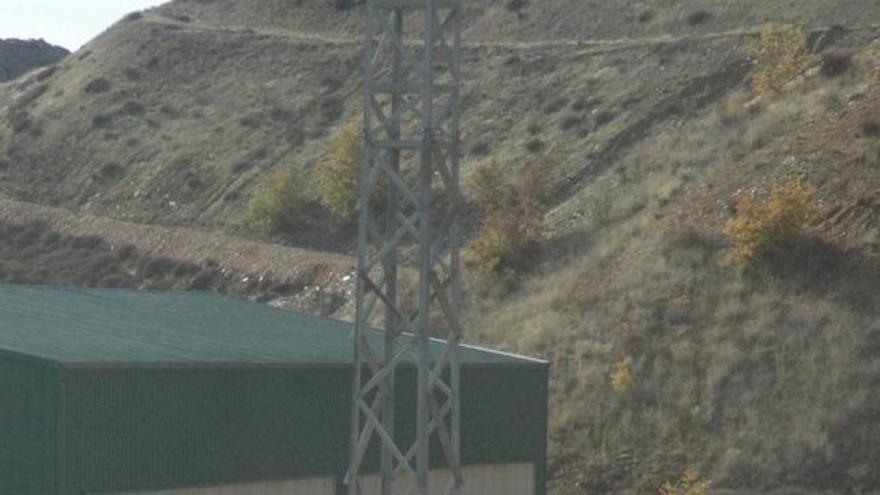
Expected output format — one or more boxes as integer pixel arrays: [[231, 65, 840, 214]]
[[315, 122, 364, 220], [314, 121, 389, 221], [468, 159, 552, 275], [248, 164, 309, 234]]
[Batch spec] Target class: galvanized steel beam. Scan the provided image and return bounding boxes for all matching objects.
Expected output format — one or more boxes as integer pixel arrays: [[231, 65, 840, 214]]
[[348, 0, 463, 494]]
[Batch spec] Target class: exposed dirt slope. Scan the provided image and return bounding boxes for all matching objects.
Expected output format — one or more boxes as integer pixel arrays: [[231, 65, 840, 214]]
[[0, 196, 354, 315]]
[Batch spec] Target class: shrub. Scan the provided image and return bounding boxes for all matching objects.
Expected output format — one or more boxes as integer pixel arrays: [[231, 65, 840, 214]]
[[560, 115, 584, 132], [92, 114, 113, 128], [84, 77, 112, 95], [610, 357, 634, 393], [468, 160, 551, 275], [469, 159, 506, 213], [315, 122, 366, 220], [820, 49, 854, 78], [725, 179, 816, 263], [686, 10, 711, 27], [506, 0, 527, 12], [248, 164, 309, 234], [469, 141, 490, 156], [525, 139, 545, 153], [544, 98, 568, 115], [745, 24, 810, 95], [659, 468, 709, 495], [142, 257, 177, 279], [121, 101, 145, 117]]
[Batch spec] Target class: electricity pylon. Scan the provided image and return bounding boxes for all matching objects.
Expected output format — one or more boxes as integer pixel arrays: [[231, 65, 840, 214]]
[[348, 0, 463, 494]]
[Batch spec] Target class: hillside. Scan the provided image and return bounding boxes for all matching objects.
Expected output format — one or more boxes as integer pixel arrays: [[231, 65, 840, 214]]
[[0, 38, 68, 82], [2, 1, 878, 246], [2, 0, 880, 493], [474, 45, 880, 492]]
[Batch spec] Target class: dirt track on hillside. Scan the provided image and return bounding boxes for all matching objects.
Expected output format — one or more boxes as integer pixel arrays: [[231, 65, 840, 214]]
[[0, 196, 351, 279], [145, 12, 880, 54], [0, 196, 356, 314]]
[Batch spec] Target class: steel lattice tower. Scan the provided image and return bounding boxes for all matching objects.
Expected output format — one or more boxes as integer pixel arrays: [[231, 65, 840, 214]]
[[348, 0, 463, 494]]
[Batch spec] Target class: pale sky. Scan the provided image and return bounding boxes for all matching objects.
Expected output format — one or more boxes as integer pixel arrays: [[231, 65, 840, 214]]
[[0, 0, 169, 51]]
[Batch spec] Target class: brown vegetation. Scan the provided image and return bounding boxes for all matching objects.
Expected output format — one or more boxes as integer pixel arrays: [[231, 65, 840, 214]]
[[725, 180, 817, 263], [745, 24, 810, 94], [467, 159, 552, 275]]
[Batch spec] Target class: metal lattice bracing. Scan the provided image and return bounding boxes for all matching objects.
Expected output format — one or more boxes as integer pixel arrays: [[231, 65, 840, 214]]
[[348, 0, 463, 494]]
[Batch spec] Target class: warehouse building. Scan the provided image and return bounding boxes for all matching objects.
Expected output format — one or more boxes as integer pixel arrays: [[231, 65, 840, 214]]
[[0, 284, 548, 495]]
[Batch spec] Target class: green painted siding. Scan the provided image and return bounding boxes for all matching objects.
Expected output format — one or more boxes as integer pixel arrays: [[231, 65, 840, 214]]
[[58, 364, 548, 495], [0, 352, 59, 495], [0, 284, 548, 495], [61, 367, 352, 494]]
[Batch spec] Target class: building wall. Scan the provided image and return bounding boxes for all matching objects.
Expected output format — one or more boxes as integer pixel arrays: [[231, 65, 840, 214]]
[[100, 476, 335, 495], [0, 352, 59, 495], [60, 365, 547, 495], [101, 463, 535, 495], [358, 462, 536, 495], [61, 366, 352, 495]]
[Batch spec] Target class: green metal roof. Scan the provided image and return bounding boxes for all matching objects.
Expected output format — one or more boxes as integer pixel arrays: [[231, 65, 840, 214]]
[[0, 283, 542, 367]]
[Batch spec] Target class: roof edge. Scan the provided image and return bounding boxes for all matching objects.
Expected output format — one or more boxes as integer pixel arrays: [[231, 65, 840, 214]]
[[0, 347, 62, 368], [456, 341, 548, 366], [58, 360, 546, 371]]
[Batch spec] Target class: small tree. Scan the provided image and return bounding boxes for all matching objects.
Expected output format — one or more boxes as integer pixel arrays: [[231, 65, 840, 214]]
[[469, 159, 506, 213], [725, 179, 816, 263], [315, 122, 365, 220], [468, 159, 552, 275], [659, 468, 710, 495], [248, 164, 308, 234], [610, 357, 634, 394], [745, 24, 810, 95]]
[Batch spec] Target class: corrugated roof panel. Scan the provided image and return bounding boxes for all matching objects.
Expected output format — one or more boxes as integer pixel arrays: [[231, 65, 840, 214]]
[[0, 284, 540, 366]]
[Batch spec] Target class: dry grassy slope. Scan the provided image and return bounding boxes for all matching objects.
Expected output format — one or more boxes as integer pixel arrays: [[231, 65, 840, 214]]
[[470, 39, 880, 495], [0, 0, 759, 247], [0, 0, 876, 248], [0, 13, 365, 249], [160, 0, 880, 42], [1, 0, 880, 494]]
